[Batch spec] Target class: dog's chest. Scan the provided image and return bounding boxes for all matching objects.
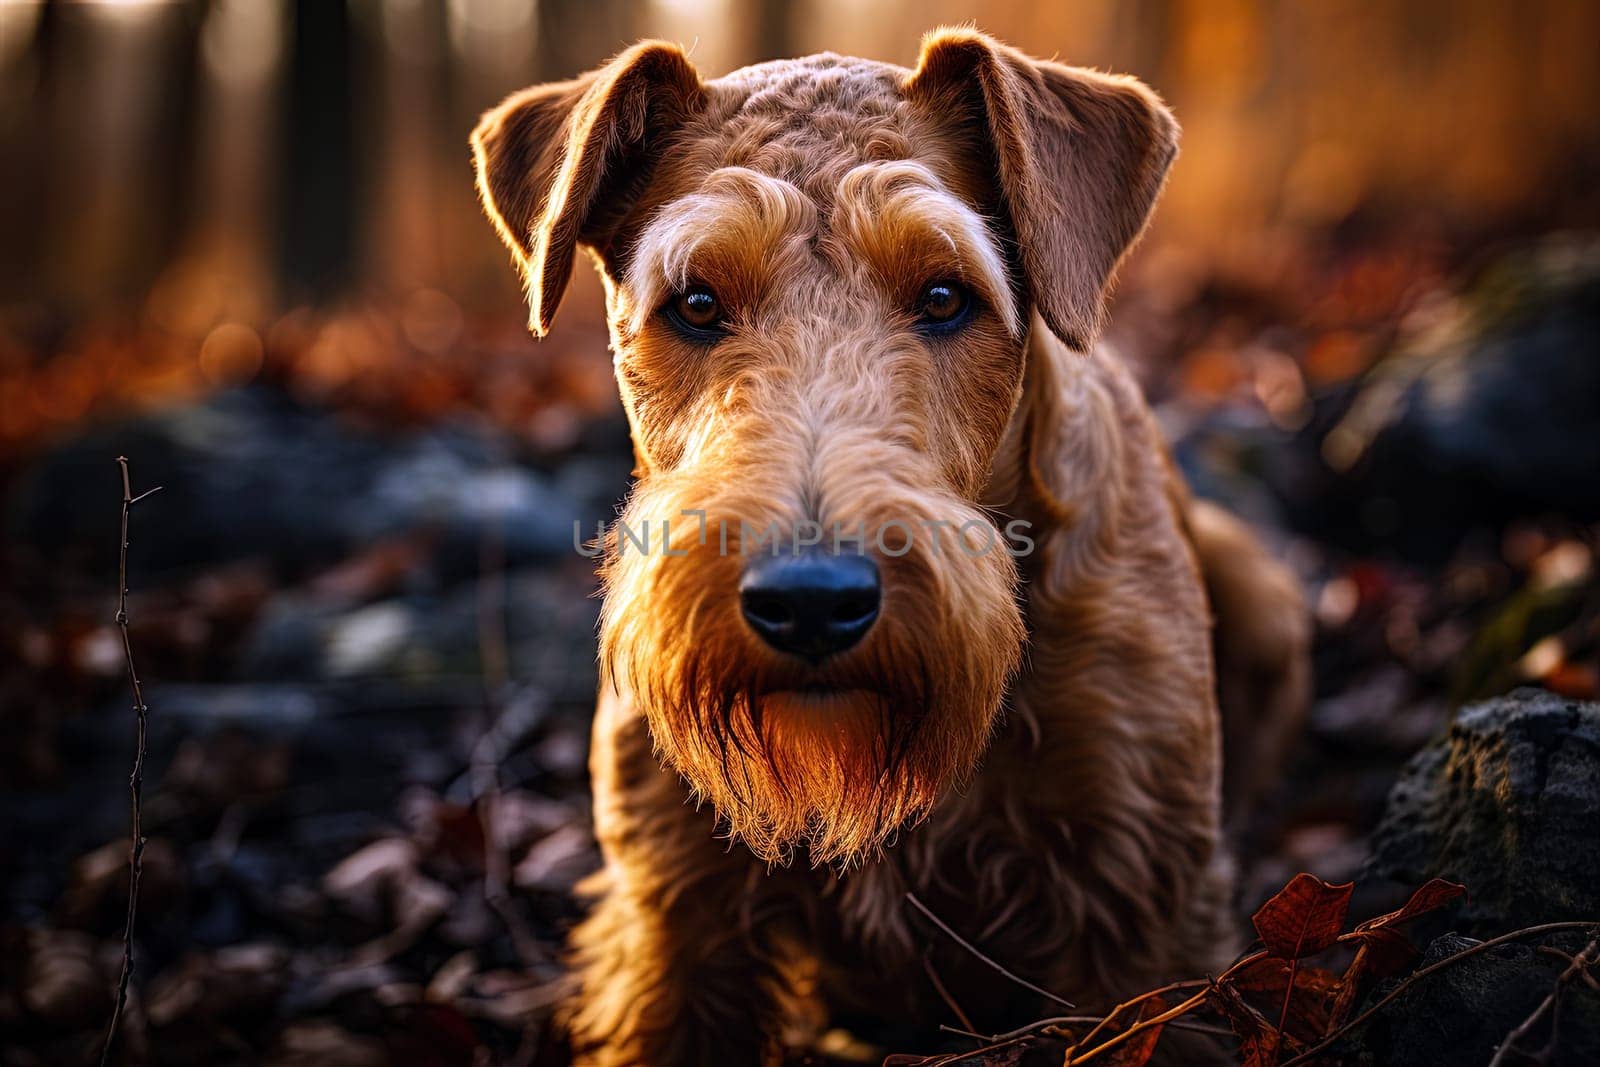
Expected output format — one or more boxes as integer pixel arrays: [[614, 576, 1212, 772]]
[[825, 784, 1080, 966], [810, 796, 1084, 1029]]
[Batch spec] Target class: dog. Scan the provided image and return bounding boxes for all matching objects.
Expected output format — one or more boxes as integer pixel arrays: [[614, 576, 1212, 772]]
[[472, 27, 1310, 1065]]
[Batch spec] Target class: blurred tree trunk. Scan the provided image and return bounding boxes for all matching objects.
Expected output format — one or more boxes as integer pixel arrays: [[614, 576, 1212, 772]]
[[278, 0, 364, 302], [747, 0, 794, 64], [150, 4, 205, 299], [176, 0, 286, 326], [0, 0, 62, 320], [535, 0, 639, 79], [366, 0, 451, 294], [7, 0, 203, 317]]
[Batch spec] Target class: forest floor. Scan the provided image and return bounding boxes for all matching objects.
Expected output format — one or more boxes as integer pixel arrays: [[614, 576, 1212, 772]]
[[2, 228, 1596, 1065]]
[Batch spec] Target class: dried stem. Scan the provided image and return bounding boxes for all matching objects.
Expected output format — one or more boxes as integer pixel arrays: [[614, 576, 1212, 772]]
[[1064, 951, 1276, 1067], [910, 969, 1239, 1066], [906, 892, 1075, 1010], [99, 457, 161, 1067], [922, 951, 977, 1034], [1276, 956, 1301, 1061], [473, 514, 545, 968], [1486, 935, 1599, 1067], [905, 902, 1598, 1067], [1063, 974, 1221, 1059], [1282, 921, 1600, 1066]]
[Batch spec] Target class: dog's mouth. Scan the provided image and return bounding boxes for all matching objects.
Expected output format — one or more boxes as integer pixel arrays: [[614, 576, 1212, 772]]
[[757, 686, 882, 716]]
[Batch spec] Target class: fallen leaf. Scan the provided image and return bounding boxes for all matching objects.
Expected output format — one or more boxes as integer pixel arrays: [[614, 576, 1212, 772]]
[[1323, 879, 1466, 1033], [425, 950, 477, 1002], [1229, 958, 1342, 1042], [1337, 925, 1417, 977], [513, 824, 599, 891], [1353, 877, 1466, 932], [323, 837, 420, 924], [1207, 982, 1282, 1067], [21, 929, 110, 1028], [268, 1019, 387, 1067], [1100, 994, 1170, 1066], [1252, 873, 1354, 960]]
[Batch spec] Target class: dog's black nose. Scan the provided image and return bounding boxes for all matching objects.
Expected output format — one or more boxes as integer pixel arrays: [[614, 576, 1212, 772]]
[[739, 548, 880, 662]]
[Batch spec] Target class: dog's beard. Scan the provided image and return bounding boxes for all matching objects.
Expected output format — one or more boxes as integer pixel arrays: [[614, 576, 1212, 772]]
[[599, 506, 1025, 867], [613, 631, 1011, 867]]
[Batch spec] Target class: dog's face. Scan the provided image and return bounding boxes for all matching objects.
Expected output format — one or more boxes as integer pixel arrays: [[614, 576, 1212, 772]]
[[473, 29, 1177, 865]]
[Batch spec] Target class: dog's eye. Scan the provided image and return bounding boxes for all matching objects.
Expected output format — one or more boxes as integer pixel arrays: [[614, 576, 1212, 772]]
[[915, 282, 972, 331], [665, 285, 725, 337]]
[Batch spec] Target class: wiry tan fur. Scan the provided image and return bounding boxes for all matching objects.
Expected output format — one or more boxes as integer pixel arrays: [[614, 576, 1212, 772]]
[[472, 27, 1310, 1065]]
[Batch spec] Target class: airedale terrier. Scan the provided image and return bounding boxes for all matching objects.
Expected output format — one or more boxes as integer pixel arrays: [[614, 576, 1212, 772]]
[[472, 27, 1309, 1064]]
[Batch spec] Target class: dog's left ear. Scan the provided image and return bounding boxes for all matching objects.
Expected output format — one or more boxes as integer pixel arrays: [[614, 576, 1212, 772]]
[[904, 28, 1178, 351], [472, 42, 706, 336]]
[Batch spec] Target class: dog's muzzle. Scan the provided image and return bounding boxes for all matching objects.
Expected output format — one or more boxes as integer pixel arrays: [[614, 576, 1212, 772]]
[[738, 547, 880, 664]]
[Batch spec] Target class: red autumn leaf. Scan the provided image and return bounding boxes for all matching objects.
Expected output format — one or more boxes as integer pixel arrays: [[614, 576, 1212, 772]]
[[1100, 994, 1170, 1067], [1320, 881, 1464, 1037], [1229, 958, 1342, 1043], [1338, 924, 1418, 977], [1354, 877, 1467, 932], [384, 1001, 481, 1066], [1252, 873, 1355, 960], [1230, 958, 1342, 997], [1326, 876, 1465, 1026], [1240, 1026, 1283, 1067], [1208, 983, 1283, 1067]]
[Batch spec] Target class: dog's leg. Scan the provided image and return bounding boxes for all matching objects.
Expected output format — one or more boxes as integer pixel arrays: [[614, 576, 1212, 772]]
[[564, 690, 804, 1066], [1187, 499, 1312, 824]]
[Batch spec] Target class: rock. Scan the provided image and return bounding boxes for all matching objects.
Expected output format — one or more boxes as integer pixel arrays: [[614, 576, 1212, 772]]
[[1345, 930, 1600, 1067], [239, 568, 599, 704], [1366, 688, 1600, 935], [1292, 235, 1600, 562], [4, 384, 599, 583]]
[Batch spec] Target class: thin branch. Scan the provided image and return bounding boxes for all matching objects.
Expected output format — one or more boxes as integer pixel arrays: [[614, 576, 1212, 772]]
[[1063, 974, 1222, 1059], [906, 892, 1075, 1010], [934, 1037, 1023, 1066], [902, 906, 1599, 1067], [1282, 921, 1600, 1066], [1487, 936, 1599, 1067], [923, 951, 977, 1034], [1065, 984, 1215, 1065], [100, 457, 161, 1067], [472, 513, 545, 968], [1276, 956, 1301, 1063], [913, 966, 1246, 1067], [940, 1017, 1233, 1042]]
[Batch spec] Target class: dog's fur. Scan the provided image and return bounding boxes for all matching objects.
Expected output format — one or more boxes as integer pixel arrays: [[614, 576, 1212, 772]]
[[472, 28, 1310, 1064]]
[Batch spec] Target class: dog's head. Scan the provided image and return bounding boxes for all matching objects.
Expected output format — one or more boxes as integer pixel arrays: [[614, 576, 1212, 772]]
[[473, 28, 1177, 865]]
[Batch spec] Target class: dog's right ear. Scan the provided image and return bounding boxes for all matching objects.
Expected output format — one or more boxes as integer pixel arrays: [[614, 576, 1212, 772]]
[[904, 28, 1178, 352], [471, 42, 705, 336]]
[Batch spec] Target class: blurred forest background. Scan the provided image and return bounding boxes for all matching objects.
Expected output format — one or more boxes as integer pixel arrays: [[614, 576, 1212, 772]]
[[2, 1, 1598, 1064]]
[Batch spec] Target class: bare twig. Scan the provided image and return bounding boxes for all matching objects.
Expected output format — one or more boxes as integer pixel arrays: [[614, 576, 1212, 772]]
[[908, 967, 1238, 1067], [472, 514, 546, 969], [905, 892, 1075, 1010], [1062, 973, 1221, 1060], [940, 1017, 1232, 1042], [903, 903, 1598, 1067], [1487, 935, 1599, 1067], [1064, 983, 1218, 1065], [1275, 956, 1300, 1064], [100, 457, 162, 1067], [922, 951, 977, 1034], [1282, 921, 1600, 1066], [925, 1002, 1234, 1067]]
